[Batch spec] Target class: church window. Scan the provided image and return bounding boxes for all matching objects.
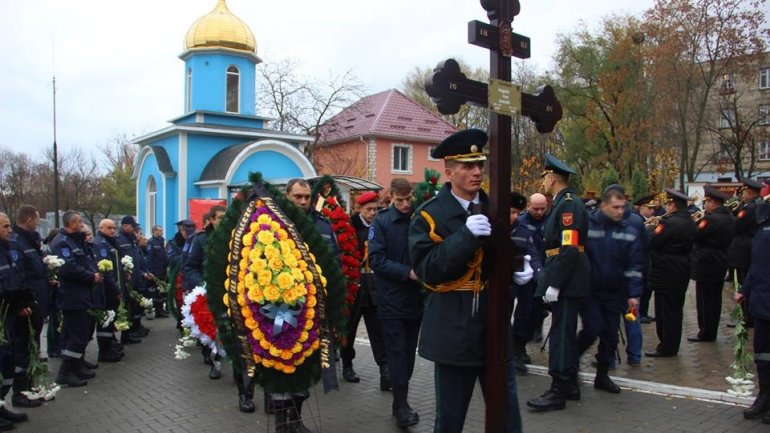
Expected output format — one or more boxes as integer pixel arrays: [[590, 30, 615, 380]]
[[146, 176, 157, 229], [185, 68, 192, 112], [226, 65, 240, 113]]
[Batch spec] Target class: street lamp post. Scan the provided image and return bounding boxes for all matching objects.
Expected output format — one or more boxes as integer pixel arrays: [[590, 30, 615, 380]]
[[52, 75, 60, 228]]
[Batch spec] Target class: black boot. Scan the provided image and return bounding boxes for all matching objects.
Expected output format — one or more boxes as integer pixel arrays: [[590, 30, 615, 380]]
[[526, 379, 567, 411], [73, 358, 96, 380], [209, 358, 222, 380], [594, 363, 621, 394], [55, 358, 88, 387], [565, 376, 581, 401], [342, 364, 359, 383], [512, 337, 529, 375], [379, 364, 391, 391], [288, 396, 312, 433], [392, 385, 419, 428], [239, 381, 256, 413], [0, 407, 27, 423], [11, 374, 42, 408], [746, 383, 770, 419], [0, 418, 12, 431]]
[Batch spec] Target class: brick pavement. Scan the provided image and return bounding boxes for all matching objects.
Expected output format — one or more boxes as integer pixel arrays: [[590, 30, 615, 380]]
[[9, 294, 764, 433]]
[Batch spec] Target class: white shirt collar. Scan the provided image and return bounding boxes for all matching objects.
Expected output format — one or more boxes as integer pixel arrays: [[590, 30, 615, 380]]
[[358, 213, 371, 228], [451, 190, 480, 213]]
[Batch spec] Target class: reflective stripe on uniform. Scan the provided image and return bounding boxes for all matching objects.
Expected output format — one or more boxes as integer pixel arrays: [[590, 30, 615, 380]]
[[624, 270, 643, 278], [0, 265, 9, 271], [14, 366, 25, 374], [2, 378, 12, 386], [755, 353, 770, 361], [612, 232, 637, 242], [511, 236, 528, 244], [96, 332, 113, 338], [23, 248, 36, 254], [588, 229, 605, 238], [61, 350, 83, 359]]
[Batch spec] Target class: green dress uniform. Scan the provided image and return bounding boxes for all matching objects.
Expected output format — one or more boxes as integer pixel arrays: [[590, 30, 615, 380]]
[[527, 153, 590, 412]]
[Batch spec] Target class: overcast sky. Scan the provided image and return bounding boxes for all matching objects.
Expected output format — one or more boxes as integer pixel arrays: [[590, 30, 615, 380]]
[[0, 0, 655, 162]]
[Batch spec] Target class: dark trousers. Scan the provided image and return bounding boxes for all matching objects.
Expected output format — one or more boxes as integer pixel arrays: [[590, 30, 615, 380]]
[[639, 273, 653, 317], [754, 317, 770, 384], [511, 282, 535, 341], [11, 315, 32, 373], [548, 297, 581, 381], [380, 317, 421, 387], [341, 277, 386, 367], [61, 309, 92, 359], [577, 296, 622, 365], [47, 304, 62, 356], [695, 279, 724, 341], [734, 267, 754, 327], [654, 292, 686, 355]]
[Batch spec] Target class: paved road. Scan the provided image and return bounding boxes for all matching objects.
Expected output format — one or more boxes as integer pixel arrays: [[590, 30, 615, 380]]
[[10, 308, 763, 433]]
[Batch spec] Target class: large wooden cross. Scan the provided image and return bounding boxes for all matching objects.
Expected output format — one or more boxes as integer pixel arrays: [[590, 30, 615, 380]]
[[424, 2, 562, 432]]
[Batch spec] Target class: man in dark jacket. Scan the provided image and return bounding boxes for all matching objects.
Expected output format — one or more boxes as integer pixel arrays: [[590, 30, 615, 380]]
[[728, 178, 762, 328], [409, 129, 522, 433], [646, 189, 697, 358], [527, 153, 590, 412], [369, 178, 422, 428], [93, 219, 125, 363], [577, 185, 643, 393], [688, 185, 735, 342], [342, 190, 389, 389], [51, 211, 101, 387], [9, 205, 49, 407], [737, 199, 770, 422], [0, 212, 34, 426], [116, 216, 152, 340], [146, 225, 168, 318]]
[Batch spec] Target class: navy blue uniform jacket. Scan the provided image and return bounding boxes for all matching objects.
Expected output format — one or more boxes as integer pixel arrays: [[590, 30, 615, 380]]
[[49, 230, 97, 310]]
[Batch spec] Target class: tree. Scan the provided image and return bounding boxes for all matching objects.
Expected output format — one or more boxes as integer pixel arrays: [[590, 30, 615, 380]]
[[255, 58, 365, 160], [0, 148, 38, 217], [631, 169, 650, 199], [553, 15, 656, 186], [643, 0, 769, 186], [98, 133, 139, 217]]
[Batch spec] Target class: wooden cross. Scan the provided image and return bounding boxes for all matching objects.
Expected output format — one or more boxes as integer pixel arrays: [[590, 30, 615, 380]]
[[423, 2, 562, 432]]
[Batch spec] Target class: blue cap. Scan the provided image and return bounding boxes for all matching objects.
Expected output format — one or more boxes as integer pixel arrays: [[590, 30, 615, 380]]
[[541, 153, 577, 177], [120, 216, 138, 227], [740, 178, 762, 191], [431, 129, 488, 162], [664, 188, 689, 204], [175, 219, 196, 228]]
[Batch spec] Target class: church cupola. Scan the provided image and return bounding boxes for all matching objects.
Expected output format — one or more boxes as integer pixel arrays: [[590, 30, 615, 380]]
[[179, 0, 261, 115]]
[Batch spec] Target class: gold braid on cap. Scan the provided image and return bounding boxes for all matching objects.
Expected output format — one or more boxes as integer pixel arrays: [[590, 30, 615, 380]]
[[444, 152, 486, 161]]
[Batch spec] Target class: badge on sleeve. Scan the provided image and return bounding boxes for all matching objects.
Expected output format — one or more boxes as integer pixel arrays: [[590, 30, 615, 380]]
[[368, 226, 374, 240], [100, 248, 108, 258], [698, 220, 708, 230], [738, 210, 746, 219], [561, 230, 579, 246], [61, 247, 71, 257], [654, 224, 664, 235], [562, 212, 573, 227], [9, 250, 19, 262]]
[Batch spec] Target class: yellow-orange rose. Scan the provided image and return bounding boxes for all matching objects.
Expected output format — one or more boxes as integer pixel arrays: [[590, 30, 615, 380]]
[[270, 258, 284, 271], [269, 346, 282, 357], [276, 272, 294, 290], [257, 230, 275, 245], [307, 296, 317, 307], [245, 317, 257, 330], [262, 359, 275, 368], [222, 294, 229, 307], [257, 214, 271, 224], [284, 254, 298, 268], [264, 285, 281, 303], [299, 331, 309, 342], [264, 245, 279, 260], [291, 268, 304, 282], [242, 233, 253, 247], [281, 350, 293, 360], [257, 269, 273, 286], [303, 271, 314, 282], [244, 272, 256, 289], [304, 320, 313, 330], [259, 339, 270, 350]]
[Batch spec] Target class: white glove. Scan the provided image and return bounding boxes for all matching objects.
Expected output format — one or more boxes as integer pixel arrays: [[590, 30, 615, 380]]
[[465, 214, 491, 237], [543, 286, 560, 304], [513, 255, 534, 285]]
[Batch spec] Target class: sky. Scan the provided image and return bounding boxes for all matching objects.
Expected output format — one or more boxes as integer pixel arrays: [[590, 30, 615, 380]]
[[0, 0, 655, 163]]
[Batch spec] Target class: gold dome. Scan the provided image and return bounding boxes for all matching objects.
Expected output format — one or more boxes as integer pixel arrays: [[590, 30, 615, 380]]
[[184, 0, 256, 54]]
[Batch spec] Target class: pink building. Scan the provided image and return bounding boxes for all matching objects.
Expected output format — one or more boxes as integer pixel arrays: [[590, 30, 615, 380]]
[[314, 89, 457, 189]]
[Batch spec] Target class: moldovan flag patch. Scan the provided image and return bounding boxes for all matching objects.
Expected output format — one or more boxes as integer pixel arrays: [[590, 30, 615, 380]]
[[561, 230, 579, 246]]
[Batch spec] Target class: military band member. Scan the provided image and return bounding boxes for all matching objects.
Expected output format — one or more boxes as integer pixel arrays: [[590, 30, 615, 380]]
[[728, 178, 762, 328], [688, 185, 735, 342], [409, 129, 522, 433], [645, 189, 696, 357], [632, 195, 656, 323], [526, 153, 590, 412]]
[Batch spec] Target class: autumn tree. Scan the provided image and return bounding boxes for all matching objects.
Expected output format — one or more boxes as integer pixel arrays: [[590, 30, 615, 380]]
[[643, 0, 769, 186], [255, 57, 365, 160]]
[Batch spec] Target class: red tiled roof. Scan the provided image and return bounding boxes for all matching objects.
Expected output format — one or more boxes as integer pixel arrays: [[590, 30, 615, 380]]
[[316, 89, 457, 145]]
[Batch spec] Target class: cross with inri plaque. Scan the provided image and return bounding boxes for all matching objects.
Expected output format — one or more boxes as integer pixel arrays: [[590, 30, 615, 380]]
[[423, 2, 562, 432]]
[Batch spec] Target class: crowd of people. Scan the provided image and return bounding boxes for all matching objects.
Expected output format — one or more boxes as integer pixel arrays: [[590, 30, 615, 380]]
[[0, 129, 768, 433]]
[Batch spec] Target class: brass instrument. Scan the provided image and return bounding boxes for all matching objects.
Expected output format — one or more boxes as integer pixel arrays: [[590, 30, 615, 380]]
[[726, 200, 740, 212], [691, 210, 704, 223], [644, 212, 671, 227]]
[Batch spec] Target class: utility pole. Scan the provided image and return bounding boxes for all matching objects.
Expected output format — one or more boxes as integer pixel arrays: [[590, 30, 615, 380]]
[[52, 75, 60, 228]]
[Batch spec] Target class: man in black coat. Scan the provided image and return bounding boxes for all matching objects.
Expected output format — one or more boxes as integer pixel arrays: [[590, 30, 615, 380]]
[[116, 216, 152, 340], [93, 219, 125, 363], [146, 225, 168, 318], [341, 190, 388, 390], [51, 211, 101, 387], [688, 185, 735, 342], [646, 189, 697, 357], [728, 178, 762, 328], [369, 178, 422, 428], [9, 205, 50, 407]]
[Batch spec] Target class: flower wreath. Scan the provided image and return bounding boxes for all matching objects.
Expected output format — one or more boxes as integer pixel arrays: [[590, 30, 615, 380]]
[[224, 200, 324, 374], [319, 196, 361, 317], [181, 285, 220, 355]]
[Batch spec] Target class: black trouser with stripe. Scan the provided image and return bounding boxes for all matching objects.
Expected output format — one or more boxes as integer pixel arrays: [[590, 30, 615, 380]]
[[755, 317, 770, 385], [694, 279, 724, 341]]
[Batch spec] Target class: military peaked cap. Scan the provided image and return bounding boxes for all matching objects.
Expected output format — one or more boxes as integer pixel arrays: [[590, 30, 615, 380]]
[[741, 178, 763, 191], [664, 188, 689, 205], [431, 129, 488, 162], [633, 194, 657, 207], [541, 153, 577, 177], [703, 185, 730, 202]]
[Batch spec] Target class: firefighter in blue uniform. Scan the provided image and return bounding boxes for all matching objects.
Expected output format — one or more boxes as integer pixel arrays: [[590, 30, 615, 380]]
[[146, 225, 168, 318], [0, 212, 34, 427], [688, 185, 735, 342], [368, 178, 423, 428], [409, 129, 522, 433], [116, 216, 151, 341], [645, 189, 697, 357], [50, 210, 100, 387], [577, 184, 644, 392], [509, 192, 542, 375], [736, 196, 770, 422], [527, 153, 590, 412], [9, 205, 48, 407], [93, 219, 125, 362]]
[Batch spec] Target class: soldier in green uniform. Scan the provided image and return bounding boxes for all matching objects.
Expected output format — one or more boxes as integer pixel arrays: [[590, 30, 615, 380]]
[[526, 153, 590, 412], [409, 129, 523, 433]]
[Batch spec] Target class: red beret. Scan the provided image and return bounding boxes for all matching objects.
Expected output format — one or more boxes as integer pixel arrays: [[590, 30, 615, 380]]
[[356, 191, 379, 205]]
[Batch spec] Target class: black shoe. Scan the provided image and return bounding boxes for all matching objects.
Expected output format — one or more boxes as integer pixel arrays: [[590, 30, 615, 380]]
[[98, 350, 124, 363], [594, 374, 621, 394], [121, 334, 141, 344], [745, 394, 770, 419], [155, 311, 169, 319], [48, 350, 62, 358], [74, 368, 96, 380], [645, 350, 675, 358], [342, 366, 360, 383], [0, 407, 27, 423], [83, 360, 99, 369], [394, 404, 419, 428], [0, 418, 13, 431], [209, 363, 222, 380], [12, 393, 42, 408], [56, 371, 87, 387], [640, 315, 655, 324], [113, 342, 124, 352], [203, 354, 213, 366], [239, 394, 256, 413], [526, 389, 566, 412], [513, 357, 529, 375], [687, 336, 715, 342], [565, 383, 581, 401]]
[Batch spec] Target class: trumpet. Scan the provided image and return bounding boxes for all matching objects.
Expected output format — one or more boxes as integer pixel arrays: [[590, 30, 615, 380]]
[[644, 212, 670, 227], [726, 200, 740, 212], [691, 210, 704, 223]]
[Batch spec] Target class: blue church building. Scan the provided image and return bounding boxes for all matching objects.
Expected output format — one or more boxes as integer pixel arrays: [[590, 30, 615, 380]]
[[132, 0, 315, 232]]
